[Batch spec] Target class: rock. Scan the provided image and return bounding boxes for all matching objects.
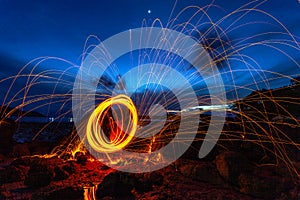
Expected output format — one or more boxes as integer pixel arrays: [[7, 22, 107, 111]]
[[54, 165, 70, 181], [145, 172, 164, 186], [53, 162, 76, 180], [47, 187, 83, 200], [136, 190, 170, 200], [256, 164, 295, 179], [287, 183, 300, 200], [74, 151, 88, 165], [0, 154, 6, 163], [215, 151, 253, 184], [24, 157, 60, 188], [62, 161, 77, 174], [0, 165, 28, 184], [96, 171, 135, 199], [32, 186, 84, 200], [25, 168, 53, 188], [240, 142, 272, 164], [294, 162, 300, 174], [134, 172, 164, 193], [11, 156, 40, 167], [0, 118, 16, 154], [179, 160, 224, 185], [238, 173, 293, 199], [12, 143, 31, 157]]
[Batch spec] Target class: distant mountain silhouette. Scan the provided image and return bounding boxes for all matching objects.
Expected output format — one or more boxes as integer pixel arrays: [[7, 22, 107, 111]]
[[234, 80, 300, 118]]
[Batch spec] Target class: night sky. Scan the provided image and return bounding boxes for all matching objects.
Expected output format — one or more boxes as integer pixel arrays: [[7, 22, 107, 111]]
[[0, 0, 300, 115]]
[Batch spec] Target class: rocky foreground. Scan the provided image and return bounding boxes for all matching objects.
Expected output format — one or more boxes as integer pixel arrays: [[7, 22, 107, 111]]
[[1, 150, 299, 200], [1, 111, 300, 199]]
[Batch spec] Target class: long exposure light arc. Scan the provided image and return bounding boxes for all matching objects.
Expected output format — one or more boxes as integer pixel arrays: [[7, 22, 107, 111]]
[[86, 94, 138, 153]]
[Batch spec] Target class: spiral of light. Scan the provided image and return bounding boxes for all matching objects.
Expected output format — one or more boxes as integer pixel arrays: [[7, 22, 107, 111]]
[[86, 94, 138, 153]]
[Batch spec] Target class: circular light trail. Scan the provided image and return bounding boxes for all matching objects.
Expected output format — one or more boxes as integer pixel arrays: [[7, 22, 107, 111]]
[[86, 94, 138, 153]]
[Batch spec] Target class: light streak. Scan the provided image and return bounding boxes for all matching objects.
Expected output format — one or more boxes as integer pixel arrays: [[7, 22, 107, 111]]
[[86, 94, 138, 153]]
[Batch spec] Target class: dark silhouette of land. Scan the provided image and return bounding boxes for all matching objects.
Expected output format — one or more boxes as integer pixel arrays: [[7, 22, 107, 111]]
[[0, 79, 300, 199]]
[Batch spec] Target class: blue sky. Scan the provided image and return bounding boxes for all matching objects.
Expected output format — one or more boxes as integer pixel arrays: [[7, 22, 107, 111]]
[[0, 0, 300, 114]]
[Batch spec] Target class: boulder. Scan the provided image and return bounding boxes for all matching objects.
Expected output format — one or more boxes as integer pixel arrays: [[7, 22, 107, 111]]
[[24, 157, 62, 188], [24, 165, 53, 188], [238, 173, 293, 199], [215, 151, 253, 184], [54, 165, 70, 181], [96, 171, 135, 199], [54, 162, 76, 180], [0, 165, 28, 184], [74, 151, 88, 164], [11, 156, 40, 167], [179, 160, 224, 185], [240, 142, 274, 164], [133, 172, 164, 193], [32, 186, 84, 200], [0, 154, 6, 163]]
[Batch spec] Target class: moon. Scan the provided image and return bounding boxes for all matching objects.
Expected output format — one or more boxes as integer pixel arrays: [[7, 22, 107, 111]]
[[148, 9, 151, 14]]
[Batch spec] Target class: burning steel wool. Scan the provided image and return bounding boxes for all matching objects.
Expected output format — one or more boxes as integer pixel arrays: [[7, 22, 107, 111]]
[[86, 94, 138, 153]]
